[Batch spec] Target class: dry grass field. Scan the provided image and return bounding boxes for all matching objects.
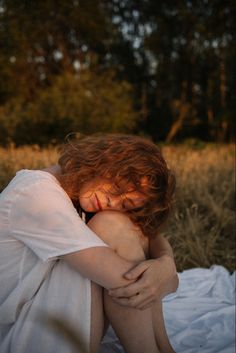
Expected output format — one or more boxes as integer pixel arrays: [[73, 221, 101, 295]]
[[0, 143, 235, 272]]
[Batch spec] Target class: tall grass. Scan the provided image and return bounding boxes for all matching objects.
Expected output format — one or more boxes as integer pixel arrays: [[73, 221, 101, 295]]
[[0, 143, 235, 272], [0, 144, 58, 191], [163, 144, 235, 272]]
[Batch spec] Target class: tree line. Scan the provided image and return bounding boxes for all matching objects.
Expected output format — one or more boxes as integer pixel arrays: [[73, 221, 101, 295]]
[[0, 0, 235, 145]]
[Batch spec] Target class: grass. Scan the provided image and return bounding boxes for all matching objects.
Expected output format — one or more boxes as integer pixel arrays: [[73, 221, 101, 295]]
[[162, 143, 235, 272], [0, 143, 235, 272]]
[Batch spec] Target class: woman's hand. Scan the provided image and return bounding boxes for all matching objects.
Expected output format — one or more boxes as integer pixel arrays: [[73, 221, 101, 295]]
[[108, 255, 179, 310]]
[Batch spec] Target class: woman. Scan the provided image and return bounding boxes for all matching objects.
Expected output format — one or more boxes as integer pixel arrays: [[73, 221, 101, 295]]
[[0, 133, 178, 353]]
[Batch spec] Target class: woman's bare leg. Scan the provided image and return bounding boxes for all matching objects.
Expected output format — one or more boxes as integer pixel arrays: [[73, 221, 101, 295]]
[[152, 300, 176, 353], [104, 291, 158, 353], [88, 211, 175, 353]]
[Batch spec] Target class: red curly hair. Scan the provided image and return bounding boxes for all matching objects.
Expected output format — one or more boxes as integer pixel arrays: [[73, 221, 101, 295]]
[[58, 133, 176, 238]]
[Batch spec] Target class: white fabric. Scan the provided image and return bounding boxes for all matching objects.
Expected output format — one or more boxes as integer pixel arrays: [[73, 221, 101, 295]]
[[0, 170, 108, 353], [101, 265, 236, 353]]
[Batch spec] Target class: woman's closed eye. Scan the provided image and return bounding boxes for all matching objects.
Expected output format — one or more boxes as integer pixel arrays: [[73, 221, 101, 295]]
[[121, 196, 136, 210], [107, 196, 112, 207]]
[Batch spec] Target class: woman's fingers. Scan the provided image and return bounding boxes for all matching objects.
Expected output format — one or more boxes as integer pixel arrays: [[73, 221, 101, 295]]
[[109, 287, 157, 309], [135, 296, 156, 310], [123, 261, 149, 280], [108, 257, 178, 310], [109, 281, 143, 298]]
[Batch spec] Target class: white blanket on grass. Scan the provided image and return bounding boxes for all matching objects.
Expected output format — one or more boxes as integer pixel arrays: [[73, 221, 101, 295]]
[[100, 265, 236, 353]]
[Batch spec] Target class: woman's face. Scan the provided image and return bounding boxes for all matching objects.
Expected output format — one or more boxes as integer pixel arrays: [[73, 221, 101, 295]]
[[78, 178, 146, 213]]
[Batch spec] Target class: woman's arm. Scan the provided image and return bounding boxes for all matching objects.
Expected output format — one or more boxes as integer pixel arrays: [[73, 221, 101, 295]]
[[63, 210, 146, 291], [108, 234, 179, 310], [63, 246, 137, 289], [63, 210, 147, 289]]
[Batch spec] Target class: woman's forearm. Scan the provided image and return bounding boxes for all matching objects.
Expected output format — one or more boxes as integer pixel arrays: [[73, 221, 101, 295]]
[[63, 246, 136, 289]]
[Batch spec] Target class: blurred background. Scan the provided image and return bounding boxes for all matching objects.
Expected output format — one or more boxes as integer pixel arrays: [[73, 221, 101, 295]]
[[0, 0, 235, 271], [0, 0, 235, 145]]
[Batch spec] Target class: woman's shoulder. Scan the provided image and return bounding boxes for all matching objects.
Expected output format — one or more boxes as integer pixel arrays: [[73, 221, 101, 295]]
[[1, 169, 64, 204], [17, 169, 58, 181], [2, 169, 75, 220], [8, 169, 59, 189]]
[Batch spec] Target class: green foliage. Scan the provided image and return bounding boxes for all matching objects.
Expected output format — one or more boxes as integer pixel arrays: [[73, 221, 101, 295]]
[[0, 0, 235, 143], [0, 70, 138, 145], [0, 0, 119, 101]]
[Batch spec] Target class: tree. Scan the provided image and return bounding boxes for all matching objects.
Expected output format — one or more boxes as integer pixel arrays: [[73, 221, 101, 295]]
[[0, 69, 138, 145], [0, 0, 116, 101], [106, 0, 236, 142], [0, 0, 235, 143]]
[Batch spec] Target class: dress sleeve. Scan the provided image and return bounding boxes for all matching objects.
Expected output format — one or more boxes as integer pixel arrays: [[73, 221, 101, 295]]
[[9, 177, 108, 261]]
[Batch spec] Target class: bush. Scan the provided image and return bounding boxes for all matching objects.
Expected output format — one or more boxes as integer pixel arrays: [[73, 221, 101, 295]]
[[0, 70, 139, 146]]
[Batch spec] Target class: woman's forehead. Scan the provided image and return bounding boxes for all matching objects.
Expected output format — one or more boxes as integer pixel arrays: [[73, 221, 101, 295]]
[[93, 175, 150, 194]]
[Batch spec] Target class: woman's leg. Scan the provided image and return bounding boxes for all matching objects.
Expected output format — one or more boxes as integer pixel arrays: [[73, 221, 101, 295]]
[[152, 300, 176, 353], [88, 211, 175, 353], [103, 291, 158, 353]]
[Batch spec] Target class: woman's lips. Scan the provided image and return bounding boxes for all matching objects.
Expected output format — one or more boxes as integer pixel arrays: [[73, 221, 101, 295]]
[[95, 193, 102, 211]]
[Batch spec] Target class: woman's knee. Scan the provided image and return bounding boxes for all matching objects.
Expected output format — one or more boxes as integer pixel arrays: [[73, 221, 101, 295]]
[[88, 211, 147, 261], [88, 210, 136, 233]]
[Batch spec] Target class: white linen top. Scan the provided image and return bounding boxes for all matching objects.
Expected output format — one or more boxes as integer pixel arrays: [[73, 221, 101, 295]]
[[0, 169, 107, 327]]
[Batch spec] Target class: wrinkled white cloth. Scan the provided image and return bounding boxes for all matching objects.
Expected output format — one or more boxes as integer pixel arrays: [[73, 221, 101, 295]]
[[101, 265, 236, 353]]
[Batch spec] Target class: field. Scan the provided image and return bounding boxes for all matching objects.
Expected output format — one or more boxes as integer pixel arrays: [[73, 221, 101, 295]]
[[0, 143, 235, 272]]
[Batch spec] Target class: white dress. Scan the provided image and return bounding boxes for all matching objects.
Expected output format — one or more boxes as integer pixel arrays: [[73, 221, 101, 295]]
[[0, 170, 108, 353]]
